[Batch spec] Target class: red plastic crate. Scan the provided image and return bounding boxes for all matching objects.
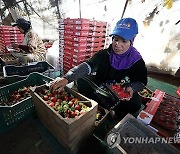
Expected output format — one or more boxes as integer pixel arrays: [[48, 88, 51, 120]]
[[64, 30, 74, 35], [73, 18, 90, 25], [87, 42, 102, 47], [64, 46, 73, 53], [63, 54, 72, 60], [64, 24, 74, 30], [63, 19, 68, 24], [90, 37, 103, 43], [92, 26, 106, 32], [63, 48, 71, 54], [0, 30, 10, 34], [176, 86, 180, 97], [73, 42, 87, 48], [0, 40, 11, 44], [64, 35, 74, 42], [1, 34, 11, 38], [74, 31, 89, 37], [73, 37, 87, 42], [0, 42, 11, 46], [67, 18, 74, 24], [74, 25, 90, 31], [73, 46, 88, 53], [0, 44, 6, 48], [0, 37, 11, 42], [72, 58, 86, 64], [63, 62, 71, 68], [0, 25, 12, 30], [63, 60, 72, 67], [93, 21, 107, 27], [72, 52, 91, 59], [91, 46, 102, 52], [72, 55, 91, 63], [72, 51, 91, 58], [73, 48, 88, 53], [64, 51, 72, 57], [92, 31, 106, 37], [63, 62, 72, 69], [63, 66, 70, 72], [64, 46, 74, 51], [81, 37, 105, 44], [0, 26, 21, 33], [64, 40, 73, 46], [72, 60, 83, 66], [14, 34, 24, 37]]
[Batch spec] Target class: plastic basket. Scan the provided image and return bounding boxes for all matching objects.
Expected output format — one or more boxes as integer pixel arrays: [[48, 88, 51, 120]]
[[0, 72, 52, 135], [0, 54, 19, 66], [3, 61, 56, 79], [0, 76, 26, 87]]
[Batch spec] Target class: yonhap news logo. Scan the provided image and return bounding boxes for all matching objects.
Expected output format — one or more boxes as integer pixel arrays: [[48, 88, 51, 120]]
[[107, 132, 121, 148], [107, 132, 180, 148]]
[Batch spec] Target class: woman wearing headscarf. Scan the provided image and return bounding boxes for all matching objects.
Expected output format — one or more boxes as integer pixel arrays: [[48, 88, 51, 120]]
[[12, 18, 46, 63], [50, 17, 147, 119]]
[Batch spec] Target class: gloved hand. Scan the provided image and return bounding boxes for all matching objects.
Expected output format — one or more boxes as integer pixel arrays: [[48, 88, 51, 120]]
[[49, 77, 68, 92], [123, 86, 133, 100]]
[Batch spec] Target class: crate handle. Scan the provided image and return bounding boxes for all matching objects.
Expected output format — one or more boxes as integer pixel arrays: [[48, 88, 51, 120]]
[[43, 79, 51, 87]]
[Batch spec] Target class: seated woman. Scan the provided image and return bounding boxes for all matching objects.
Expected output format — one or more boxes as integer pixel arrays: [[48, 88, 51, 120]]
[[50, 17, 148, 119], [12, 18, 47, 64]]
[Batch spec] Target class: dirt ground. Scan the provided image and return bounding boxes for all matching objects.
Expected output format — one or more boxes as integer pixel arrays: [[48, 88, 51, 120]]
[[0, 115, 110, 154], [0, 116, 53, 154], [148, 72, 179, 87]]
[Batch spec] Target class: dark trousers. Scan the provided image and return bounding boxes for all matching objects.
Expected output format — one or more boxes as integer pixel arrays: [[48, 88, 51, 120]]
[[77, 75, 142, 118]]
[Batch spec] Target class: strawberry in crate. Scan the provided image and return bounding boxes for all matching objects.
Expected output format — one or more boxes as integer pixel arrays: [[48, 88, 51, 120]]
[[37, 87, 90, 118], [110, 84, 131, 100], [0, 86, 31, 106], [108, 83, 131, 101], [107, 76, 133, 101], [138, 88, 152, 98]]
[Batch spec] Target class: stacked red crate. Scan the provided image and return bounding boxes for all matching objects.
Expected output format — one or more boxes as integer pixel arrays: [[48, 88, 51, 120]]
[[59, 19, 65, 75], [0, 25, 24, 54], [60, 18, 108, 74]]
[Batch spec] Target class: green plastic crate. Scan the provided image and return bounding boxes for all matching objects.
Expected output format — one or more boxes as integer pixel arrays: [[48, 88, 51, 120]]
[[3, 61, 56, 79], [0, 76, 26, 87], [0, 72, 52, 135]]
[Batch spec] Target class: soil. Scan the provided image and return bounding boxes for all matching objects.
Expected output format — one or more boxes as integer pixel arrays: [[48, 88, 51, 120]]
[[0, 115, 108, 154], [0, 117, 53, 154], [148, 72, 179, 87]]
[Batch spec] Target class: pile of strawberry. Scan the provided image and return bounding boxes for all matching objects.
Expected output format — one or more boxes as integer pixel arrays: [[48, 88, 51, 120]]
[[38, 88, 90, 118], [139, 88, 152, 98], [110, 84, 131, 100], [0, 86, 31, 106]]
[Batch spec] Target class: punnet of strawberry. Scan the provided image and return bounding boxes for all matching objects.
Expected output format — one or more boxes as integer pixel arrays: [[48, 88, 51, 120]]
[[110, 84, 131, 100]]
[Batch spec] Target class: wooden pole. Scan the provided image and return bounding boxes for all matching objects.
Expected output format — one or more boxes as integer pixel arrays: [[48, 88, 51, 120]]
[[79, 0, 81, 18], [55, 0, 61, 19], [121, 0, 129, 19]]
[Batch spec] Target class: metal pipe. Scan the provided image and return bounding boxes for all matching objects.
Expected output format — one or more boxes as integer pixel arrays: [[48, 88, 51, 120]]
[[79, 0, 81, 18]]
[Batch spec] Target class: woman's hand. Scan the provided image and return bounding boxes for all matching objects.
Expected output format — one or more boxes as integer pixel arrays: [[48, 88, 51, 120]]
[[124, 86, 133, 100], [49, 77, 68, 92], [11, 43, 19, 49]]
